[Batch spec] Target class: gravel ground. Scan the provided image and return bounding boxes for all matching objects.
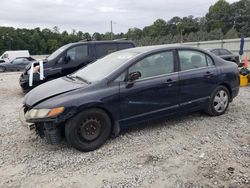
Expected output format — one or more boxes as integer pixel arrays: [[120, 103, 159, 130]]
[[0, 72, 249, 188]]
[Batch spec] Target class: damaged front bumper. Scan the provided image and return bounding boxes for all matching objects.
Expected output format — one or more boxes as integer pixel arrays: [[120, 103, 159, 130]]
[[19, 107, 63, 145]]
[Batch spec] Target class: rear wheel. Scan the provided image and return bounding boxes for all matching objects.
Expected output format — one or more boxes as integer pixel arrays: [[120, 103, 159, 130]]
[[0, 66, 6, 72], [65, 108, 111, 152], [205, 86, 230, 116]]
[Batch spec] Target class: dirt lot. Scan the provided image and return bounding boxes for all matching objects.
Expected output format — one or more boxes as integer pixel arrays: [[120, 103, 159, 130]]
[[0, 72, 249, 188]]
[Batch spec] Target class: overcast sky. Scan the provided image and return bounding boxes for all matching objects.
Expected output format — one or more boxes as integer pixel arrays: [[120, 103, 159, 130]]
[[0, 0, 238, 34]]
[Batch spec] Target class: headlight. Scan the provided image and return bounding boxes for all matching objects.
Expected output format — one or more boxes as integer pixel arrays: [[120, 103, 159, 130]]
[[25, 107, 64, 120]]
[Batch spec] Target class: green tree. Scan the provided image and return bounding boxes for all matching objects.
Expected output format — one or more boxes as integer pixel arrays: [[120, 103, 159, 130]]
[[206, 0, 232, 33], [230, 0, 250, 36], [224, 28, 239, 39], [208, 29, 224, 40], [126, 28, 143, 40], [47, 39, 59, 52], [92, 32, 102, 40]]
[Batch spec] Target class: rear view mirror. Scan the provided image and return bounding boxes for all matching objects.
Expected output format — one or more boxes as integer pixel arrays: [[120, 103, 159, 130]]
[[128, 71, 141, 82]]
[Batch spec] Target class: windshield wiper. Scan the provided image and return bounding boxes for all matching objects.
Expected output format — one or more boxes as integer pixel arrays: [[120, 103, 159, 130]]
[[65, 75, 76, 81], [65, 75, 91, 84], [73, 75, 91, 84]]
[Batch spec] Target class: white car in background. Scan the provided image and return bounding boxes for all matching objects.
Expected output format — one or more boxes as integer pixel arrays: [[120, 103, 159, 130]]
[[0, 50, 30, 63]]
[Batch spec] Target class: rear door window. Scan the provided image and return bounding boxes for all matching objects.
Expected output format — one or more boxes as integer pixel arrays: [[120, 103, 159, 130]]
[[179, 50, 212, 71], [96, 43, 117, 58], [14, 58, 30, 64], [219, 49, 232, 55], [211, 49, 220, 55]]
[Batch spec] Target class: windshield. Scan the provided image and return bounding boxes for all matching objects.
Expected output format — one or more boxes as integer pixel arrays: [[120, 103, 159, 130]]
[[72, 51, 138, 82], [47, 43, 72, 61]]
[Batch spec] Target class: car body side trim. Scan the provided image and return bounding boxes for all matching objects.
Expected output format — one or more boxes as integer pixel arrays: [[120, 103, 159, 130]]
[[178, 65, 216, 73], [119, 104, 179, 122], [179, 96, 210, 106]]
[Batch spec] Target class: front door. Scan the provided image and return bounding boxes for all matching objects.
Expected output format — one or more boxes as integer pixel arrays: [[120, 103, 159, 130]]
[[55, 44, 90, 76], [119, 51, 179, 124]]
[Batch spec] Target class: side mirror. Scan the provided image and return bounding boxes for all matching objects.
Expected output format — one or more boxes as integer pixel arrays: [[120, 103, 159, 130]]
[[64, 56, 71, 63], [58, 56, 71, 64], [127, 71, 141, 82]]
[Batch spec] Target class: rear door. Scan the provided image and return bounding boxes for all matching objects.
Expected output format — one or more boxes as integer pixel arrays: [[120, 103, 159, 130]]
[[118, 50, 179, 124], [178, 50, 218, 109]]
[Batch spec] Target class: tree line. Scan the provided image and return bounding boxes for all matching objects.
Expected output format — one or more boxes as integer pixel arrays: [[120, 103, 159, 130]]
[[0, 0, 249, 55]]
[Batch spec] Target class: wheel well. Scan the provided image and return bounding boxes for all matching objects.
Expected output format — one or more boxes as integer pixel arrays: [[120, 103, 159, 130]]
[[219, 83, 232, 99]]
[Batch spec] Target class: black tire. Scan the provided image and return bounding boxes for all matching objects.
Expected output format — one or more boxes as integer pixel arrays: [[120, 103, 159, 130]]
[[65, 108, 111, 152], [205, 86, 230, 116], [0, 66, 6, 72]]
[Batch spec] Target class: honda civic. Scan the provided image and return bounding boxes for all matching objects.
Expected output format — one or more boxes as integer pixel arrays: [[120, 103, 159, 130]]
[[22, 45, 240, 151]]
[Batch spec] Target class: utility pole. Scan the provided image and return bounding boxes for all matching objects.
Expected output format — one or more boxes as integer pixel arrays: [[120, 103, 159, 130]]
[[110, 20, 113, 40], [180, 29, 184, 44]]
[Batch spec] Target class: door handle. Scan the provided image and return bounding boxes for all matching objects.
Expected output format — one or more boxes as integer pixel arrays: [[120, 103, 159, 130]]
[[166, 79, 174, 83], [204, 71, 214, 78], [206, 71, 213, 75], [165, 79, 175, 86]]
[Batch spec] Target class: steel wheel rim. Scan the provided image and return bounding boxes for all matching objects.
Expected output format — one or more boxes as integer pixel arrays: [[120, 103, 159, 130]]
[[213, 90, 228, 113], [77, 117, 102, 142]]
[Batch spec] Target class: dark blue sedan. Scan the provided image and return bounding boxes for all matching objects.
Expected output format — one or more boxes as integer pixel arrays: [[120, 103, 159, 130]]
[[23, 45, 240, 151]]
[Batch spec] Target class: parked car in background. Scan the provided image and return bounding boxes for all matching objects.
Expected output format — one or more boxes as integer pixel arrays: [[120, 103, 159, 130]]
[[0, 57, 35, 72], [209, 48, 240, 64], [19, 40, 135, 92], [0, 50, 30, 63], [22, 45, 239, 151]]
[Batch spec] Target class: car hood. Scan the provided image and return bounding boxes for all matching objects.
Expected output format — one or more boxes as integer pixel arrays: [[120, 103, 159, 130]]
[[24, 77, 88, 107]]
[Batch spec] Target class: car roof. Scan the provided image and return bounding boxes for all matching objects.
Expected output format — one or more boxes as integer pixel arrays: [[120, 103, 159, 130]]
[[116, 44, 208, 54], [13, 57, 35, 60], [70, 40, 135, 45], [208, 48, 230, 51]]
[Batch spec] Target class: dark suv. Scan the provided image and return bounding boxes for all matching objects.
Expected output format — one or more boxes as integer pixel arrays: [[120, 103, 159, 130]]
[[19, 40, 135, 92]]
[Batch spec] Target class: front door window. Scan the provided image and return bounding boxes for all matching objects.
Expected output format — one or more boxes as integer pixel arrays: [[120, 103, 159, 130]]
[[128, 51, 174, 80], [66, 45, 88, 63]]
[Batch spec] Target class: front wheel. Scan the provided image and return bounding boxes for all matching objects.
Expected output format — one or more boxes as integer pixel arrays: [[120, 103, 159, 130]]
[[65, 108, 111, 152], [205, 86, 230, 116]]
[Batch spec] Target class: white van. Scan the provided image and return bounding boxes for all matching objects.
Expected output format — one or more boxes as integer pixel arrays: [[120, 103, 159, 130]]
[[0, 50, 30, 63]]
